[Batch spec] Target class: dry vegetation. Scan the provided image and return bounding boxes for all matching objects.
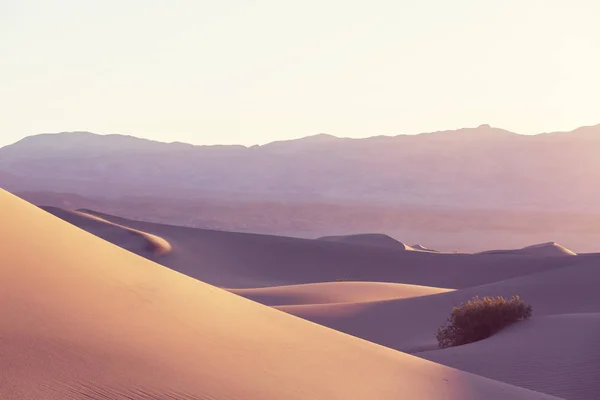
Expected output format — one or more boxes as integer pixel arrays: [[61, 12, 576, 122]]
[[436, 296, 532, 348]]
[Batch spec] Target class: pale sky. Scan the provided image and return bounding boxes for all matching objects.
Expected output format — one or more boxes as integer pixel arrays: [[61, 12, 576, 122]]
[[1, 0, 599, 147]]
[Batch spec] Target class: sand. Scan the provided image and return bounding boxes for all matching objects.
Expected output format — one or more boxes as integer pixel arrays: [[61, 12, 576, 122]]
[[416, 314, 600, 400], [478, 241, 577, 256], [41, 208, 587, 289], [42, 206, 172, 257], [412, 244, 439, 252], [1, 189, 563, 399], [24, 201, 600, 399], [275, 258, 600, 353], [318, 233, 415, 250], [75, 210, 172, 256], [230, 281, 454, 306]]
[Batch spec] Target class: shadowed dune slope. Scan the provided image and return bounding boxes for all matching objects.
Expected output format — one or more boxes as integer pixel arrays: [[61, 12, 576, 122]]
[[230, 281, 454, 306], [318, 233, 414, 250], [42, 208, 589, 289], [0, 190, 564, 400], [277, 258, 600, 353], [416, 314, 600, 400]]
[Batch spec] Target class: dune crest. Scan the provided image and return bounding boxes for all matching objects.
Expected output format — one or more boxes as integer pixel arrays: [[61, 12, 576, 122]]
[[276, 258, 600, 354], [230, 281, 454, 306], [39, 206, 173, 257], [318, 233, 414, 249], [75, 210, 172, 256], [411, 244, 439, 252], [0, 190, 561, 399], [478, 242, 577, 256], [42, 206, 590, 291]]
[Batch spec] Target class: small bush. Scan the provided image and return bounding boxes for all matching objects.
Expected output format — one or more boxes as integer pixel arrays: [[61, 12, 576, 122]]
[[436, 295, 532, 348]]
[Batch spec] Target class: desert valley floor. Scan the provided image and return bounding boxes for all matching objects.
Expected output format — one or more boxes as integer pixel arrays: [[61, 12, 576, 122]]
[[1, 189, 599, 399]]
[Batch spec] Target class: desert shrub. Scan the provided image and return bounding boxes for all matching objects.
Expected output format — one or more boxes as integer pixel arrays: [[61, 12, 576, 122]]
[[436, 295, 532, 348]]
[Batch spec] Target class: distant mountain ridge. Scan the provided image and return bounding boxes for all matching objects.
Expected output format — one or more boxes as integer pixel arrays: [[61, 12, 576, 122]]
[[1, 123, 600, 210]]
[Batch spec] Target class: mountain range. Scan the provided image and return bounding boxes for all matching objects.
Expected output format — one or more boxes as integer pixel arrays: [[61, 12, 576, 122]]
[[1, 123, 600, 211]]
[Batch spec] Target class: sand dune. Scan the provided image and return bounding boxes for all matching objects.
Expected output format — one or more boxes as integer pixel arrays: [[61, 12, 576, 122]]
[[24, 203, 600, 399], [41, 208, 589, 290], [277, 258, 600, 353], [42, 206, 172, 257], [412, 244, 439, 252], [230, 281, 454, 306], [478, 242, 577, 256], [318, 235, 443, 254], [416, 314, 600, 400], [1, 189, 563, 399], [318, 233, 415, 250], [75, 210, 172, 256]]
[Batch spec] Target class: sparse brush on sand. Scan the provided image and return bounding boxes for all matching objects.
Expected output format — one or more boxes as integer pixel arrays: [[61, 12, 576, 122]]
[[436, 296, 532, 348]]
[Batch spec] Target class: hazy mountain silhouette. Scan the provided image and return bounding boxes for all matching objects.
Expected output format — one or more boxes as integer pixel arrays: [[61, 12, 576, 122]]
[[1, 124, 600, 210]]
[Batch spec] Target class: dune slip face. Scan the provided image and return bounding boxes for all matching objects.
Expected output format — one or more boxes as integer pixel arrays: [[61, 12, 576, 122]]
[[0, 189, 565, 400]]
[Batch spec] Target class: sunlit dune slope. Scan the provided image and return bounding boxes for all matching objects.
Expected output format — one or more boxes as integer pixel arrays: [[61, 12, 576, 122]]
[[416, 314, 600, 400], [230, 281, 454, 306], [0, 190, 562, 399]]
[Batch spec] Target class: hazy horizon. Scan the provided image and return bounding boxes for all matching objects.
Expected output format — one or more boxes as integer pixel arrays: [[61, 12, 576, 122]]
[[2, 0, 599, 148], [4, 121, 600, 149]]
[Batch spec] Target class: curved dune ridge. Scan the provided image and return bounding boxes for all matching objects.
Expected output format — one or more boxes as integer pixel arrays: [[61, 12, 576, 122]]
[[478, 242, 577, 256], [276, 258, 600, 355], [318, 233, 416, 250], [44, 208, 587, 290], [0, 189, 562, 400], [229, 281, 454, 306], [40, 206, 172, 257], [75, 210, 173, 256], [412, 244, 439, 252], [416, 314, 600, 400]]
